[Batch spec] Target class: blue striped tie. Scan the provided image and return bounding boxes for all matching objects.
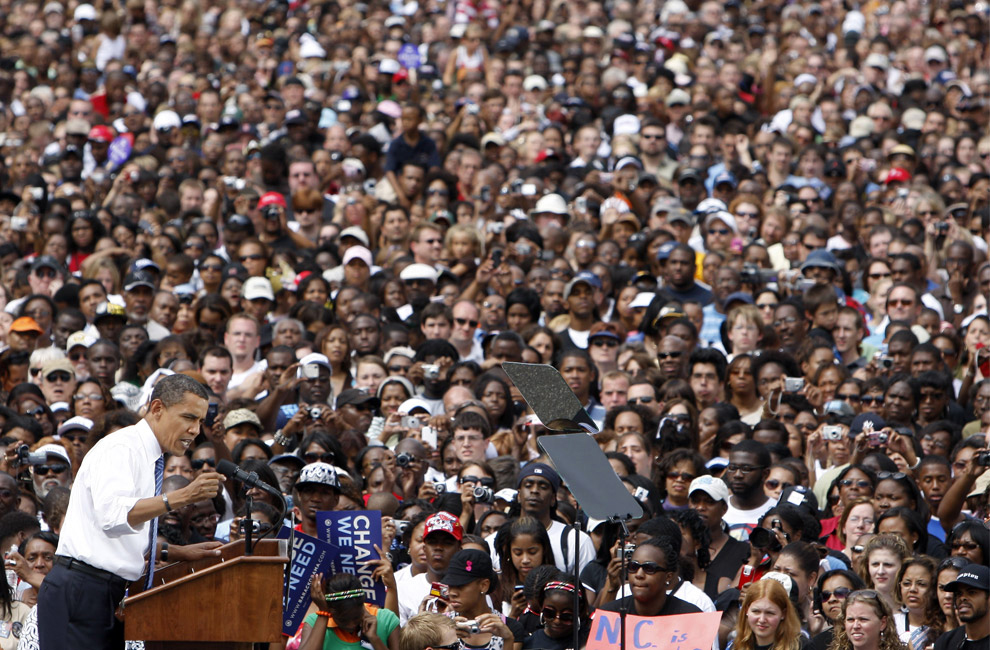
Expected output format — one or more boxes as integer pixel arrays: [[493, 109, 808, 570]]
[[145, 455, 165, 590]]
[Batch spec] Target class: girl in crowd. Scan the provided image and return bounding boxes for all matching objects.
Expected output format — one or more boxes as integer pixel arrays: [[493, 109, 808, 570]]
[[827, 589, 906, 650], [297, 572, 400, 650], [442, 549, 524, 650], [522, 574, 590, 650], [811, 569, 867, 650], [732, 579, 802, 650], [858, 535, 910, 612], [494, 517, 555, 618]]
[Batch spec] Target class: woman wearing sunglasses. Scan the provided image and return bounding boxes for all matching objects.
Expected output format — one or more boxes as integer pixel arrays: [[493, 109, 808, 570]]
[[596, 537, 702, 617], [442, 549, 525, 650], [522, 574, 589, 650], [811, 569, 866, 650], [733, 579, 802, 650], [829, 589, 905, 650]]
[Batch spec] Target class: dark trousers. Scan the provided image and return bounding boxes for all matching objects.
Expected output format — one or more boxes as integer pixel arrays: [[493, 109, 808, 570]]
[[38, 562, 128, 650]]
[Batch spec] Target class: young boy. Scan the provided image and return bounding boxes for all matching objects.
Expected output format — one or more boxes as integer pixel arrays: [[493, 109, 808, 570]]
[[803, 283, 840, 336]]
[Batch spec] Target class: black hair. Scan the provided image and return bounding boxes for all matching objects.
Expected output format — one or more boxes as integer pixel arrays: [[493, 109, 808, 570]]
[[730, 439, 771, 468], [813, 569, 866, 620], [670, 508, 711, 570], [688, 348, 728, 382], [947, 520, 989, 565], [876, 506, 928, 553]]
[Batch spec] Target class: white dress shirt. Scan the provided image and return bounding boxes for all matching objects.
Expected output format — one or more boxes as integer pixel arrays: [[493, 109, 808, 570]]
[[56, 418, 162, 581]]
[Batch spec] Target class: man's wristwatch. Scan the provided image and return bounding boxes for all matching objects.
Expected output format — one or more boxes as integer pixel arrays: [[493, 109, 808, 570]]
[[162, 493, 174, 513]]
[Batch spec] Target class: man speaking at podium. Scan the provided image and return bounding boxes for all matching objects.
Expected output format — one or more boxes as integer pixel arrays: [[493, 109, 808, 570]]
[[38, 374, 226, 650]]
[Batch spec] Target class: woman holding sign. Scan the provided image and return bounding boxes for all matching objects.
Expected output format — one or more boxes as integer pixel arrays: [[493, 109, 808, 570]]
[[731, 579, 802, 650], [294, 573, 401, 650]]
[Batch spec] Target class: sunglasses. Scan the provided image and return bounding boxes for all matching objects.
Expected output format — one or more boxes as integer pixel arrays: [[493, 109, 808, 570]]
[[764, 479, 793, 490], [667, 471, 695, 482], [201, 264, 224, 271], [821, 586, 852, 601], [60, 432, 86, 443], [627, 560, 670, 575], [303, 451, 337, 464], [432, 642, 464, 650], [836, 393, 860, 402], [426, 188, 449, 197], [35, 464, 69, 476], [708, 228, 731, 236], [860, 396, 884, 406], [46, 372, 72, 383], [888, 299, 915, 307], [459, 475, 495, 487], [454, 317, 479, 328], [657, 351, 683, 360], [191, 458, 217, 470], [541, 607, 575, 624], [26, 407, 45, 417], [950, 541, 980, 551], [876, 471, 907, 481], [240, 254, 266, 262], [839, 479, 872, 489], [74, 393, 104, 402], [69, 351, 87, 362], [628, 396, 655, 405]]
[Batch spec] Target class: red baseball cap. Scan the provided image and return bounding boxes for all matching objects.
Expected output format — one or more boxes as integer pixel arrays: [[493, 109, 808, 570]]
[[257, 192, 287, 210], [423, 512, 463, 541], [88, 125, 115, 142], [885, 167, 911, 184], [392, 69, 409, 84]]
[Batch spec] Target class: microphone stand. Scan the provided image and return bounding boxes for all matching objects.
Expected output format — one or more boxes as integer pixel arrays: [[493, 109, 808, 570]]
[[610, 517, 631, 650], [244, 495, 254, 556]]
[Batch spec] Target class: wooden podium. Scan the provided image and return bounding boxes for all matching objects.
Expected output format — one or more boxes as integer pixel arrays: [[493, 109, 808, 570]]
[[124, 538, 289, 650]]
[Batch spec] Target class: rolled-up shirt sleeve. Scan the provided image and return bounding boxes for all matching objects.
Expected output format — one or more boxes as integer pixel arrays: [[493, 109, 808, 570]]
[[89, 444, 146, 537]]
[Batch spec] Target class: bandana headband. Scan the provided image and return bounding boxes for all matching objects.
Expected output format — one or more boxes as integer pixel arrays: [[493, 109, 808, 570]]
[[325, 588, 365, 602], [543, 581, 577, 593]]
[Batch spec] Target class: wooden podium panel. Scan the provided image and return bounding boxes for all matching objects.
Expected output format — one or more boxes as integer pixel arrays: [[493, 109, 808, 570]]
[[124, 539, 288, 649]]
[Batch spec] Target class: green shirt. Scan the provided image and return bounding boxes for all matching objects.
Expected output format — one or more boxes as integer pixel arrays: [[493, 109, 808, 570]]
[[303, 607, 400, 650]]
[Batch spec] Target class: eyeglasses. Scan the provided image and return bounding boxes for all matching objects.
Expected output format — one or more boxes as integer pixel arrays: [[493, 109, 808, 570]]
[[836, 393, 860, 402], [821, 587, 852, 601], [764, 479, 793, 490], [736, 211, 760, 219], [667, 471, 695, 482], [69, 351, 87, 362], [757, 302, 778, 311], [888, 299, 915, 307], [201, 264, 224, 272], [46, 372, 72, 383], [590, 338, 618, 348], [74, 393, 104, 401], [868, 272, 892, 279], [950, 541, 980, 552], [541, 607, 575, 623], [726, 464, 764, 474], [847, 515, 874, 526], [34, 464, 68, 476], [628, 396, 655, 405], [426, 188, 449, 197], [839, 479, 871, 489], [26, 407, 45, 417], [708, 228, 731, 236], [627, 560, 669, 575], [191, 458, 217, 470], [860, 396, 884, 406], [60, 433, 86, 443], [657, 351, 683, 360], [454, 317, 479, 328], [876, 471, 907, 481], [240, 254, 266, 262]]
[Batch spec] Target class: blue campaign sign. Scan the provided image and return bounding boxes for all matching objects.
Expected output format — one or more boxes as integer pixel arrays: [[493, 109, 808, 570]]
[[107, 136, 132, 169], [317, 510, 387, 607], [276, 527, 335, 637], [397, 43, 421, 69]]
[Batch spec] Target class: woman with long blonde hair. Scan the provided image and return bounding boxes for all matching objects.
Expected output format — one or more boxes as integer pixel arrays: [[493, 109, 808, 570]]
[[828, 590, 907, 650], [732, 579, 802, 650]]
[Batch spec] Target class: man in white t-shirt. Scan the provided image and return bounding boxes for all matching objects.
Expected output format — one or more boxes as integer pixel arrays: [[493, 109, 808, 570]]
[[397, 512, 462, 624], [722, 440, 776, 541]]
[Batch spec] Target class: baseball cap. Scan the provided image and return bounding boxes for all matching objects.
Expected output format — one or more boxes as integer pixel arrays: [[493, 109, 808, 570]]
[[223, 408, 262, 431], [30, 256, 61, 273], [665, 89, 691, 107], [713, 171, 737, 189], [10, 317, 43, 335], [885, 167, 911, 184], [864, 53, 889, 70], [336, 388, 380, 410], [778, 485, 819, 514], [801, 249, 841, 273], [339, 226, 371, 247], [850, 413, 885, 436], [152, 110, 181, 132], [257, 192, 287, 210], [57, 416, 92, 439], [34, 443, 72, 466], [123, 270, 155, 292], [704, 211, 738, 233], [399, 263, 438, 283], [533, 194, 569, 216], [42, 358, 75, 379], [295, 462, 341, 489], [677, 167, 703, 183], [242, 277, 275, 302], [442, 549, 496, 590], [688, 475, 729, 502], [563, 272, 602, 299], [656, 241, 678, 261], [630, 292, 657, 309], [342, 246, 373, 267], [94, 300, 127, 321], [88, 125, 114, 142], [944, 565, 989, 592], [517, 462, 561, 491], [299, 352, 332, 373], [423, 511, 463, 541], [724, 292, 755, 307]]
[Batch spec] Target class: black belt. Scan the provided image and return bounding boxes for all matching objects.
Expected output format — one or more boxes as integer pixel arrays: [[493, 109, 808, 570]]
[[55, 556, 128, 586]]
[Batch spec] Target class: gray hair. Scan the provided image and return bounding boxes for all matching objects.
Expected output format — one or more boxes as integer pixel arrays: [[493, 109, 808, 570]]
[[275, 318, 305, 335], [149, 373, 208, 407]]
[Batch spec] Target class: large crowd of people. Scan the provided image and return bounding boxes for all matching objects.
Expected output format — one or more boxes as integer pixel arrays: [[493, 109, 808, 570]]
[[0, 0, 987, 648]]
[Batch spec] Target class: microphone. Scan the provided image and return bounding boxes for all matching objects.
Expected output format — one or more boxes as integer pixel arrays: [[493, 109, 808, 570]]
[[216, 459, 283, 501]]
